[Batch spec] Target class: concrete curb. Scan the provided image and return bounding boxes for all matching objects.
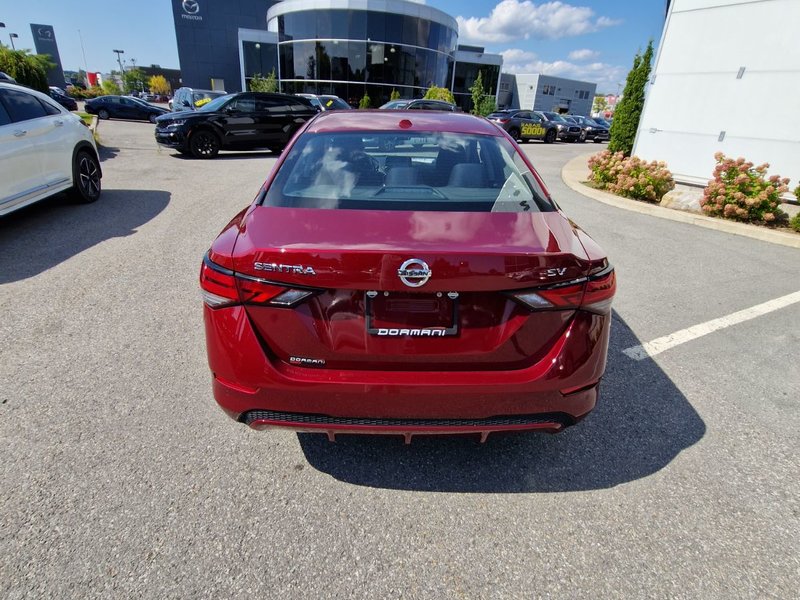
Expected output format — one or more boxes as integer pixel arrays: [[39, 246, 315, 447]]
[[561, 153, 800, 250]]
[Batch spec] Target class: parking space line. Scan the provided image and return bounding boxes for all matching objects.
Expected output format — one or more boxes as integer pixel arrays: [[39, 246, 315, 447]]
[[623, 290, 800, 361]]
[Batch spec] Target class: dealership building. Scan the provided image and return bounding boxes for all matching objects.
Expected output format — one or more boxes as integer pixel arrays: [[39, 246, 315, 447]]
[[170, 0, 501, 109], [634, 0, 800, 185], [497, 73, 596, 116]]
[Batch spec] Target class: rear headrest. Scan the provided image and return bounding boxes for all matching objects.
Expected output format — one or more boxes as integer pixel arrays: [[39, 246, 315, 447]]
[[385, 166, 420, 186], [448, 163, 486, 187]]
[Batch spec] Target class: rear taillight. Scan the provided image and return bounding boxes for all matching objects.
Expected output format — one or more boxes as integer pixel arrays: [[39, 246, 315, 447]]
[[582, 268, 616, 314], [200, 255, 317, 308], [200, 259, 238, 307], [509, 265, 615, 315]]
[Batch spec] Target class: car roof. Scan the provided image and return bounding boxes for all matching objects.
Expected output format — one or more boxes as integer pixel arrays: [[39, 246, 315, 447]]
[[306, 110, 502, 136]]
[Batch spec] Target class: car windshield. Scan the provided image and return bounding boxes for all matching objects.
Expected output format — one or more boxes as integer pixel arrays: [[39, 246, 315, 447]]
[[543, 112, 567, 122], [263, 131, 554, 213], [193, 91, 226, 109], [487, 112, 513, 118], [198, 94, 234, 112], [320, 96, 351, 110]]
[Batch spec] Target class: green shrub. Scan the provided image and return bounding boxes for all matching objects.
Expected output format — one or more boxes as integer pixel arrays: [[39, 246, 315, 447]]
[[249, 69, 278, 92], [790, 186, 800, 232], [423, 86, 455, 104], [389, 88, 401, 101], [358, 91, 371, 109], [588, 150, 675, 202], [0, 48, 49, 92], [68, 86, 104, 99], [700, 152, 789, 225]]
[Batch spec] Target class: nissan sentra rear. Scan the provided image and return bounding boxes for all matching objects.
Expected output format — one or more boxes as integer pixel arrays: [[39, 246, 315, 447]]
[[200, 111, 615, 442]]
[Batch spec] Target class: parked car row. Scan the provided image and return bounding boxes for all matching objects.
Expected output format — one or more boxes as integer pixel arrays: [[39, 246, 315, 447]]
[[487, 109, 610, 144]]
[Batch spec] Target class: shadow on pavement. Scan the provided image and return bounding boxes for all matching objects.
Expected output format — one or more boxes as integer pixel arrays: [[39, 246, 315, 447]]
[[169, 150, 279, 161], [298, 311, 705, 493], [0, 189, 170, 284], [97, 143, 120, 161]]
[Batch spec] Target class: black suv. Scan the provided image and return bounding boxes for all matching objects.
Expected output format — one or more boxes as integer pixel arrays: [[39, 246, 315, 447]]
[[486, 110, 558, 143], [155, 92, 318, 158]]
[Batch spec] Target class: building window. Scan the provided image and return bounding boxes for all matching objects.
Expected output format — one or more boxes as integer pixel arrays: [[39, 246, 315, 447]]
[[542, 84, 555, 96]]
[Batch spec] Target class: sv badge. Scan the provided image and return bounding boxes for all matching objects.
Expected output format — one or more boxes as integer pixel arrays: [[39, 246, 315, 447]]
[[545, 268, 567, 277]]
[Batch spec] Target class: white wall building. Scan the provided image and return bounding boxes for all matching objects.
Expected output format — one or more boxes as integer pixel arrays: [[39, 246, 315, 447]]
[[500, 74, 596, 116], [633, 0, 800, 186]]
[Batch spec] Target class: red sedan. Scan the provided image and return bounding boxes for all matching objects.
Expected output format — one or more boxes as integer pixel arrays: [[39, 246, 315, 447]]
[[200, 110, 615, 442]]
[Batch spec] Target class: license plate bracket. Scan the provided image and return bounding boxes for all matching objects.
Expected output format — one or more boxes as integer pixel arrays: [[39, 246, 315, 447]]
[[365, 291, 459, 337]]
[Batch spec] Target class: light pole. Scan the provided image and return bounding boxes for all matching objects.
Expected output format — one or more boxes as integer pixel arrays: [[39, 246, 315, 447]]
[[113, 48, 125, 78], [9, 32, 18, 50]]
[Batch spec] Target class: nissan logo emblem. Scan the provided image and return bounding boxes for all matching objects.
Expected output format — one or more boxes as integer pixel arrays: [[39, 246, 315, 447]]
[[397, 259, 431, 288], [182, 0, 200, 15]]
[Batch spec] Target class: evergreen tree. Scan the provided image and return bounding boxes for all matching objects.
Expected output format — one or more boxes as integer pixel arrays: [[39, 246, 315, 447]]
[[609, 40, 654, 156], [470, 70, 485, 115], [358, 91, 371, 109], [390, 88, 401, 101]]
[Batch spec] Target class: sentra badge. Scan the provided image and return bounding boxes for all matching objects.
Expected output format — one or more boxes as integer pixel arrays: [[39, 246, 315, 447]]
[[254, 262, 316, 275]]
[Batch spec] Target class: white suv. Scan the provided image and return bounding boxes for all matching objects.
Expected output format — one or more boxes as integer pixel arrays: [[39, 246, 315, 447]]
[[0, 82, 101, 216]]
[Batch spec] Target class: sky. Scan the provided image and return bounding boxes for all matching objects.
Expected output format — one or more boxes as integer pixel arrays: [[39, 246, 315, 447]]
[[0, 0, 667, 94]]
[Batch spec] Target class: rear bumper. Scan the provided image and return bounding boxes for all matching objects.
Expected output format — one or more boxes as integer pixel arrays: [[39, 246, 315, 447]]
[[204, 305, 611, 436]]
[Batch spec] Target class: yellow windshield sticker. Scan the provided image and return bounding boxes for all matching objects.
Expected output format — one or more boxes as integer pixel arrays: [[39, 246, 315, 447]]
[[194, 97, 212, 107], [326, 99, 334, 107], [521, 123, 546, 137]]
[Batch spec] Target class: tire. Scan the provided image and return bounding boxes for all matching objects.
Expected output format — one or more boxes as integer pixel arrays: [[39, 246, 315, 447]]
[[189, 129, 221, 159], [508, 127, 520, 141], [68, 150, 102, 203], [148, 113, 158, 124], [578, 130, 587, 143], [544, 128, 557, 144], [97, 109, 109, 120]]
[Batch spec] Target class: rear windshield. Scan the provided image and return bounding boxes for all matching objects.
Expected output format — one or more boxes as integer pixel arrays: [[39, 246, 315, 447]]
[[192, 91, 225, 108], [320, 96, 351, 110], [262, 131, 554, 213]]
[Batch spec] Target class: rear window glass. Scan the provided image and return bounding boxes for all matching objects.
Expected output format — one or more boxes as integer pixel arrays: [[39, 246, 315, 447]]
[[321, 96, 350, 110], [192, 91, 224, 107], [262, 131, 554, 213]]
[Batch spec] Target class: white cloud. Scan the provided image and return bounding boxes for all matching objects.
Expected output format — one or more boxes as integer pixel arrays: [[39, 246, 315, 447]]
[[500, 48, 624, 92], [568, 48, 599, 61], [456, 1, 620, 44]]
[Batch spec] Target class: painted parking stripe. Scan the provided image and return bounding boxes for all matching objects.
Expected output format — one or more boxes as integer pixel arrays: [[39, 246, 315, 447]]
[[623, 290, 800, 361]]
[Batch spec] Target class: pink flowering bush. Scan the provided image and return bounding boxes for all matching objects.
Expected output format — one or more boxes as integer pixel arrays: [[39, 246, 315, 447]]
[[588, 150, 675, 202], [700, 153, 789, 225]]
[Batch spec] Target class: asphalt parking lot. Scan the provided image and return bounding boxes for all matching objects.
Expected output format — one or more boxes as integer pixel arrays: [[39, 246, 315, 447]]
[[1, 119, 798, 598]]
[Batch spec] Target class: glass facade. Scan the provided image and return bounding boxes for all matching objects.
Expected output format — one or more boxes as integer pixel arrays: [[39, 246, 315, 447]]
[[242, 41, 279, 89], [273, 8, 457, 107], [452, 62, 501, 112]]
